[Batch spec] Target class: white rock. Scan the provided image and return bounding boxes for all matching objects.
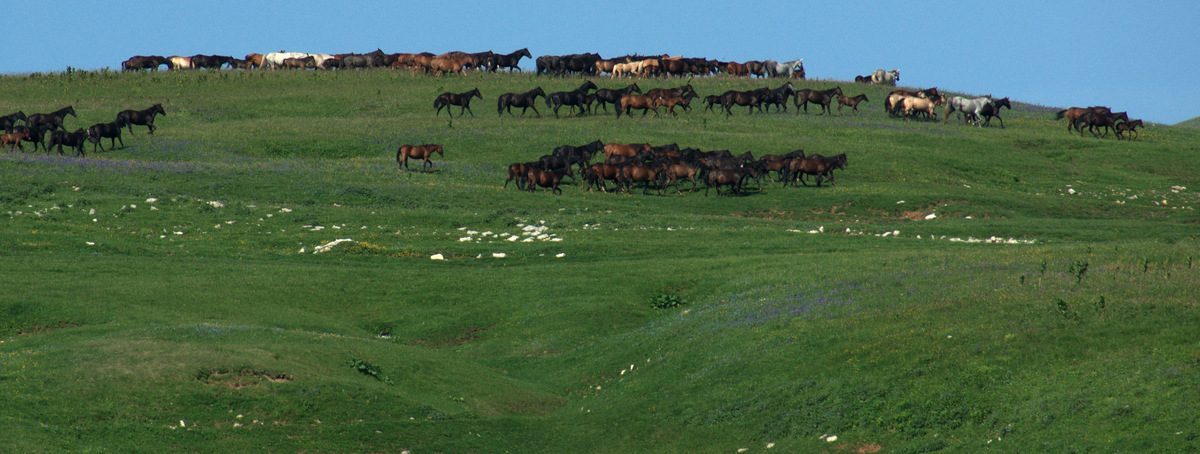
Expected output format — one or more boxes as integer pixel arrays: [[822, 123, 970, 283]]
[[208, 201, 224, 208], [555, 253, 565, 258], [492, 252, 506, 258], [430, 254, 444, 260], [925, 213, 937, 220]]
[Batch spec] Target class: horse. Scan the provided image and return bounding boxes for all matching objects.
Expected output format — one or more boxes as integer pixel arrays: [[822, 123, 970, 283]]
[[1115, 119, 1143, 140], [434, 88, 483, 117], [618, 94, 661, 118], [1, 111, 25, 133], [1074, 111, 1124, 137], [721, 90, 767, 116], [122, 55, 169, 71], [47, 128, 89, 156], [536, 154, 582, 184], [760, 82, 799, 112], [339, 54, 375, 70], [764, 59, 804, 78], [584, 163, 623, 192], [282, 56, 315, 69], [168, 56, 193, 70], [1055, 106, 1112, 132], [703, 95, 726, 113], [429, 55, 472, 75], [603, 143, 649, 161], [0, 131, 30, 152], [396, 144, 444, 171], [977, 97, 1012, 128], [505, 162, 537, 189], [944, 96, 993, 125], [656, 93, 698, 116], [612, 60, 646, 78], [723, 61, 749, 77], [898, 95, 943, 120], [617, 162, 664, 195], [705, 168, 749, 196], [117, 104, 166, 135], [854, 74, 872, 83], [593, 83, 642, 113], [837, 94, 870, 115], [526, 167, 570, 195], [497, 87, 547, 117], [11, 124, 51, 152], [784, 155, 842, 187], [552, 140, 604, 171], [660, 160, 702, 193], [547, 81, 598, 117], [871, 69, 899, 85], [86, 119, 127, 152], [796, 87, 843, 115], [190, 54, 234, 69], [27, 106, 76, 132], [492, 48, 531, 71], [261, 52, 308, 70], [244, 53, 264, 69], [744, 61, 766, 78]]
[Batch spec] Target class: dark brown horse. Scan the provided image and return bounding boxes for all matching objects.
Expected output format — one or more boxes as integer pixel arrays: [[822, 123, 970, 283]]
[[28, 106, 76, 132], [117, 104, 166, 135], [396, 144, 444, 171], [86, 119, 127, 152], [505, 162, 537, 189], [617, 162, 664, 195], [122, 55, 170, 71], [526, 167, 570, 195], [497, 87, 547, 117], [1, 111, 25, 133], [434, 88, 483, 117], [1115, 119, 1143, 140], [796, 87, 843, 115], [47, 128, 89, 156], [720, 90, 767, 116], [660, 160, 702, 193], [705, 168, 749, 196], [584, 163, 622, 192], [837, 94, 870, 115], [593, 83, 642, 113], [1056, 106, 1112, 132]]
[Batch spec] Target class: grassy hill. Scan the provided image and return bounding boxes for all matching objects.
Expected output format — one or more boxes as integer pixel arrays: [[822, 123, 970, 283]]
[[2, 69, 1198, 453], [1174, 116, 1200, 130]]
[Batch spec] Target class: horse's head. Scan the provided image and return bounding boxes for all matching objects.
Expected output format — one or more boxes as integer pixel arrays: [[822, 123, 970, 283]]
[[66, 106, 77, 117], [471, 88, 482, 99]]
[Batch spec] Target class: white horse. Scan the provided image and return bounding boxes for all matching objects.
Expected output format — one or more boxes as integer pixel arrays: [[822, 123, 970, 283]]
[[308, 53, 336, 69], [764, 59, 804, 78], [262, 52, 311, 70], [871, 69, 899, 85], [944, 96, 992, 125]]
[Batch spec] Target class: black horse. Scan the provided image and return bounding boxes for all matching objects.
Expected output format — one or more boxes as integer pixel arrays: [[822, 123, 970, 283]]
[[27, 106, 76, 132], [1, 111, 25, 133], [497, 87, 547, 117], [720, 90, 767, 116], [593, 83, 642, 114], [796, 87, 844, 115], [762, 82, 799, 112], [552, 139, 604, 172], [491, 48, 531, 72], [190, 54, 234, 69], [47, 128, 89, 156], [433, 88, 483, 117], [86, 118, 127, 152], [122, 55, 170, 71], [977, 97, 1012, 128], [10, 124, 52, 152], [547, 81, 598, 117], [117, 104, 167, 135], [535, 55, 561, 76]]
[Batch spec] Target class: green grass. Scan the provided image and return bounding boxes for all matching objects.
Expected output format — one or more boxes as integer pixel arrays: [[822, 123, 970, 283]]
[[2, 68, 1199, 453]]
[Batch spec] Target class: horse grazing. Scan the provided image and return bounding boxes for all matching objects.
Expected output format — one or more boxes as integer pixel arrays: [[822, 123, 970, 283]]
[[168, 56, 193, 70], [837, 93, 870, 115], [47, 128, 89, 156], [86, 119, 127, 152], [396, 144, 444, 171], [122, 55, 169, 71], [117, 104, 167, 135], [796, 87, 843, 115], [618, 94, 661, 118], [434, 88, 483, 117], [872, 69, 899, 85], [526, 167, 571, 195], [1, 111, 25, 133], [27, 106, 77, 132], [547, 81, 598, 117], [497, 87, 547, 117]]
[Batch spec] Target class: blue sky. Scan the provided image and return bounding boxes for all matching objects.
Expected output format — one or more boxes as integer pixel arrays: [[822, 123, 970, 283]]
[[7, 1, 1198, 124]]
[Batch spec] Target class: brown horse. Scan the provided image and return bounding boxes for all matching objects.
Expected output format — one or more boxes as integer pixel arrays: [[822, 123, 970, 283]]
[[1115, 119, 1143, 140], [618, 94, 660, 118], [796, 87, 843, 115], [122, 55, 169, 71], [854, 75, 872, 83], [1055, 106, 1112, 132], [526, 167, 570, 195], [505, 162, 537, 189], [584, 163, 622, 192], [660, 161, 702, 193], [244, 53, 264, 69], [655, 93, 698, 116], [396, 144, 444, 171], [837, 94, 870, 115], [429, 55, 472, 75], [603, 143, 649, 160], [617, 162, 664, 195], [434, 88, 483, 117], [1, 131, 30, 151], [705, 168, 749, 196]]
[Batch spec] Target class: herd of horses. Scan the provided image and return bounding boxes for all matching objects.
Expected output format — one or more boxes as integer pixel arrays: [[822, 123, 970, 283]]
[[1, 104, 166, 155], [121, 49, 534, 74], [1055, 106, 1142, 139], [501, 140, 847, 196]]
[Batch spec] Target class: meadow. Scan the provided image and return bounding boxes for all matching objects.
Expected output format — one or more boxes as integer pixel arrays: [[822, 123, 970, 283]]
[[1, 68, 1198, 453]]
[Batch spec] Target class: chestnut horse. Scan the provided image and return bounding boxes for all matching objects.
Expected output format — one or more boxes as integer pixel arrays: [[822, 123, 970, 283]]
[[434, 88, 483, 117], [526, 167, 571, 195], [1055, 106, 1111, 132], [1, 131, 30, 152], [618, 94, 661, 118], [396, 144, 444, 171]]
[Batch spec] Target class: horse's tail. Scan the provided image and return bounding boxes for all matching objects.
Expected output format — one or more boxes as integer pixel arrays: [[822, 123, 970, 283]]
[[545, 95, 553, 108], [433, 96, 444, 109], [1054, 109, 1066, 120], [497, 96, 505, 115], [396, 146, 404, 166]]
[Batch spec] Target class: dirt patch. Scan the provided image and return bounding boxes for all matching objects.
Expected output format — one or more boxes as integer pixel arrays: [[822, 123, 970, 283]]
[[198, 369, 293, 388]]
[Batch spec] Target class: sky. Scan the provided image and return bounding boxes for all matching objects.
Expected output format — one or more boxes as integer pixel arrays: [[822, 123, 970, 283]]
[[6, 1, 1199, 124]]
